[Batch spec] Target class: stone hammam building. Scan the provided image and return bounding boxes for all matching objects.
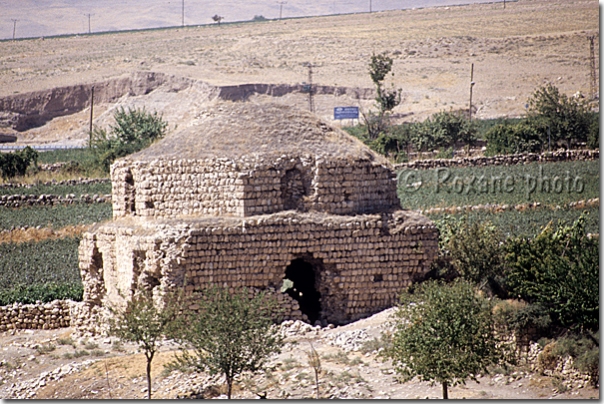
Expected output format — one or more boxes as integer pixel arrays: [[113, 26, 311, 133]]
[[78, 102, 439, 327]]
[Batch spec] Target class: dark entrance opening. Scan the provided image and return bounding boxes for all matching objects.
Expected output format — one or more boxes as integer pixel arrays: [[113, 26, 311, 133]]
[[284, 258, 322, 324]]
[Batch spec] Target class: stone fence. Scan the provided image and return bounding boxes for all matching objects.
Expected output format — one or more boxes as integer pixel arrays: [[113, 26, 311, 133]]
[[0, 300, 72, 331], [0, 178, 110, 189], [0, 193, 111, 208], [394, 149, 599, 170]]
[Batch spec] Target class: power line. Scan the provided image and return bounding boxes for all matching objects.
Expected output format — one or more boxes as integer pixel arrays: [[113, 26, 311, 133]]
[[304, 62, 315, 113]]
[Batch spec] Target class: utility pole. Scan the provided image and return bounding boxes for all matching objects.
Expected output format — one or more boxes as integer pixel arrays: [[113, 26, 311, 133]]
[[469, 63, 475, 121], [89, 86, 95, 147], [588, 35, 597, 100], [307, 63, 315, 113], [369, 0, 373, 13], [277, 1, 286, 20], [503, 0, 506, 9], [85, 14, 93, 34], [11, 19, 18, 40], [182, 0, 185, 26]]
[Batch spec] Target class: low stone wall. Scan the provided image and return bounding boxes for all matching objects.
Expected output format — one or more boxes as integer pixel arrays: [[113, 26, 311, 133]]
[[0, 178, 110, 189], [0, 193, 111, 208], [394, 149, 599, 170], [0, 300, 72, 331]]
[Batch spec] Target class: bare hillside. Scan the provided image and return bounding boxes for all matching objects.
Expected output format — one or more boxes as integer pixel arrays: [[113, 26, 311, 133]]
[[0, 0, 598, 142]]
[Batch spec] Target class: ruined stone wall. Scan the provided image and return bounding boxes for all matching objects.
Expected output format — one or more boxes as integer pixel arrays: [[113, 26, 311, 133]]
[[181, 212, 437, 324], [111, 156, 399, 219], [79, 211, 438, 327]]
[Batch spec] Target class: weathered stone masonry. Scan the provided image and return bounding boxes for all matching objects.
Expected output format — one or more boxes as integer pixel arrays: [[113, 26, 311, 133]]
[[78, 102, 439, 330]]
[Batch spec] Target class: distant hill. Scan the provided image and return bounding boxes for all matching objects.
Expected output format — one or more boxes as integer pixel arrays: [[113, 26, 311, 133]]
[[2, 0, 500, 40]]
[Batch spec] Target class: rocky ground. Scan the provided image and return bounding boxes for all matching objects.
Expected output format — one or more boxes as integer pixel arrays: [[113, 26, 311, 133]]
[[0, 308, 598, 400]]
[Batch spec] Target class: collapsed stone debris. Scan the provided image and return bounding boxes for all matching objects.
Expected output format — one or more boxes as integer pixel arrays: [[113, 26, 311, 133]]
[[77, 102, 438, 332]]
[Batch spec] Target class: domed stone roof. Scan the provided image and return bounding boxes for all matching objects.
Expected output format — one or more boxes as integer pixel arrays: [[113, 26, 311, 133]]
[[128, 101, 388, 164]]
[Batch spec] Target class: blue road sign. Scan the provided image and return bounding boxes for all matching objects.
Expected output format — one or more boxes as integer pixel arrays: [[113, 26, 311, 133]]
[[334, 106, 359, 120]]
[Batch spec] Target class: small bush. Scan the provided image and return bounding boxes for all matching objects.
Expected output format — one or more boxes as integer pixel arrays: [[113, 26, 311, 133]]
[[484, 121, 542, 156], [57, 337, 76, 347], [0, 146, 38, 179], [35, 344, 56, 355], [552, 333, 599, 387]]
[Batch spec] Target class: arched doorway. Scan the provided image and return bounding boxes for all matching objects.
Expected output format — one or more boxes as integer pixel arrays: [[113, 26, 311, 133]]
[[283, 258, 322, 324]]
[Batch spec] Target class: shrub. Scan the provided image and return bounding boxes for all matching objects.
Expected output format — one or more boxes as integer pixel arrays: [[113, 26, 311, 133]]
[[504, 214, 599, 331], [484, 121, 542, 155], [0, 146, 38, 179], [411, 110, 477, 153]]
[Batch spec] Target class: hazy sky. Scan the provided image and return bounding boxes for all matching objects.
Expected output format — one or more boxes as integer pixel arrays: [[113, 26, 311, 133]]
[[1, 0, 503, 40]]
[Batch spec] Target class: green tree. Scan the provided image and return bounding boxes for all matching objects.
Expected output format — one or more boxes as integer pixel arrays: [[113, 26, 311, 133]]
[[504, 214, 599, 332], [90, 107, 167, 171], [362, 52, 402, 140], [108, 289, 182, 399], [388, 279, 505, 399], [527, 84, 593, 149], [212, 14, 224, 25], [171, 287, 284, 399]]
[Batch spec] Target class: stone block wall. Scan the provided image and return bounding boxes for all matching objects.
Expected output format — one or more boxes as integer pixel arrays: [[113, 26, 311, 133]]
[[180, 212, 437, 324], [0, 300, 71, 331], [78, 210, 438, 327], [111, 155, 399, 219], [111, 159, 245, 219]]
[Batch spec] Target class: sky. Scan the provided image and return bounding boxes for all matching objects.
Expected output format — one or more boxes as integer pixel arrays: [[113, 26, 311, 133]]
[[1, 0, 504, 40]]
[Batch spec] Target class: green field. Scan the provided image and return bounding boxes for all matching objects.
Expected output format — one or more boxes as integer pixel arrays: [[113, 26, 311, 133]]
[[37, 148, 96, 165], [397, 160, 599, 210], [0, 237, 83, 304], [0, 181, 111, 196], [427, 206, 599, 239], [0, 203, 112, 230]]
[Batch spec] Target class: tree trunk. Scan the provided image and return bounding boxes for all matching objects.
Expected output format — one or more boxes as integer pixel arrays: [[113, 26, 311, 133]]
[[442, 381, 448, 399], [226, 376, 232, 399], [314, 368, 320, 399], [146, 358, 152, 399]]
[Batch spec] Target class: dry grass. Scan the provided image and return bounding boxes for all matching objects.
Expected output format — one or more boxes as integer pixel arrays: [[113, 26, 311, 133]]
[[0, 0, 597, 125], [0, 224, 89, 244]]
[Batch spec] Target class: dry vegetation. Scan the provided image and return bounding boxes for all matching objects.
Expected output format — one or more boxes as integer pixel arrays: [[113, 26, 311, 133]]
[[0, 0, 598, 127]]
